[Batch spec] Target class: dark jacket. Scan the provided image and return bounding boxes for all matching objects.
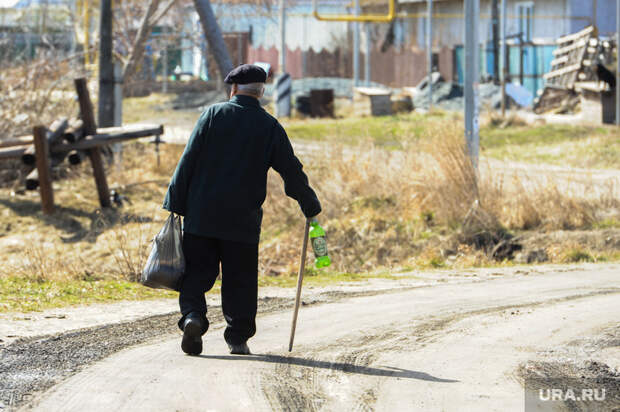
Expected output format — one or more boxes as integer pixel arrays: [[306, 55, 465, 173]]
[[163, 94, 321, 244]]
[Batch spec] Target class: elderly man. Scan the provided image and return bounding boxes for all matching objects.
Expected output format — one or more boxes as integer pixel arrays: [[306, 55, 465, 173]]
[[163, 64, 321, 356]]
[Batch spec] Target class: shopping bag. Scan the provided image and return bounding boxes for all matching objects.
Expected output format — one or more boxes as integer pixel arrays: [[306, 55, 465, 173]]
[[141, 212, 185, 291]]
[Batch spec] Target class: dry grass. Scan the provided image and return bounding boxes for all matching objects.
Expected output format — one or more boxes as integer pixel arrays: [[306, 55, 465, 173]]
[[260, 123, 619, 274], [0, 124, 618, 286], [0, 56, 83, 138]]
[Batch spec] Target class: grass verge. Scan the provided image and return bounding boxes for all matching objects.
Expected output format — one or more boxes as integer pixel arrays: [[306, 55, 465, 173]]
[[1, 269, 410, 313]]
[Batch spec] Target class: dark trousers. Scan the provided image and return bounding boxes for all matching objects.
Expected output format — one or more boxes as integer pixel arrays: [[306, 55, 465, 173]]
[[178, 232, 258, 345]]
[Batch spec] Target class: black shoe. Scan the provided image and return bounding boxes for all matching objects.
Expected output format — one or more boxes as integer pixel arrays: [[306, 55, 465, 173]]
[[181, 316, 203, 356], [227, 342, 251, 355]]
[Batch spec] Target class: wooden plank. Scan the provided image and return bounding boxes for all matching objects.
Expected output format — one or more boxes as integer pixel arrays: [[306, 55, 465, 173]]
[[552, 39, 587, 56], [88, 147, 112, 208], [32, 126, 54, 214], [550, 56, 569, 66], [543, 63, 582, 80], [555, 25, 594, 44], [51, 124, 164, 152]]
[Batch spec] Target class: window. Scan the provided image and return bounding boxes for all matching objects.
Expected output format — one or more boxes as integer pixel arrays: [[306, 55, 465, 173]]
[[516, 2, 533, 42]]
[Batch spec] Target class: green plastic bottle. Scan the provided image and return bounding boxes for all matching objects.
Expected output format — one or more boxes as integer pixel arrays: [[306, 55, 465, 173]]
[[309, 219, 331, 268]]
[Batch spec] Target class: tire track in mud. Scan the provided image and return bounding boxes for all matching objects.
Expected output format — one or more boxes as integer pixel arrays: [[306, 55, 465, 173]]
[[0, 285, 451, 411], [259, 288, 620, 411]]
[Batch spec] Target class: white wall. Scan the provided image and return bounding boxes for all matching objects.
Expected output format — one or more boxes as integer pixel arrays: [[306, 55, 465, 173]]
[[215, 3, 349, 52]]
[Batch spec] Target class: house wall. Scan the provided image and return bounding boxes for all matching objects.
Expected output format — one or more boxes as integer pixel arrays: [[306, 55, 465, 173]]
[[215, 3, 350, 52], [396, 0, 576, 48], [397, 0, 616, 47], [568, 0, 617, 36]]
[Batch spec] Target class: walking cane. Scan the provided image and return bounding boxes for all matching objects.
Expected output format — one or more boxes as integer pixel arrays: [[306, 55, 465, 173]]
[[288, 218, 310, 352]]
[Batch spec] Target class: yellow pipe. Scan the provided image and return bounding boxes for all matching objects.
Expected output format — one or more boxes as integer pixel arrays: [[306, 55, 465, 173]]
[[312, 0, 395, 22], [311, 3, 590, 22]]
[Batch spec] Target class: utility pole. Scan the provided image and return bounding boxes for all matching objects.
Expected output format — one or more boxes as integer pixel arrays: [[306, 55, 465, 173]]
[[616, 0, 620, 126], [162, 26, 168, 93], [464, 0, 480, 169], [98, 0, 114, 128], [193, 0, 234, 84], [84, 0, 90, 66], [279, 0, 286, 73], [500, 0, 507, 116], [353, 0, 360, 87], [364, 23, 371, 85], [491, 0, 499, 84], [427, 0, 433, 109]]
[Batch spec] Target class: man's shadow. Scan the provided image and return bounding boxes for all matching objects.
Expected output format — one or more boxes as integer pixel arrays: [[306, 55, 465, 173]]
[[198, 354, 458, 383]]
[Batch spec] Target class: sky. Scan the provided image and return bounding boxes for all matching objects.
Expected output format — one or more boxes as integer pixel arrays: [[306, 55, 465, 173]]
[[0, 0, 19, 7]]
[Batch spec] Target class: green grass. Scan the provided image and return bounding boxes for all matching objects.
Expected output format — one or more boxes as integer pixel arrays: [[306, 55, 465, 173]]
[[593, 218, 620, 229], [480, 124, 619, 169], [0, 277, 177, 313], [0, 269, 411, 313], [122, 92, 618, 168], [282, 111, 451, 148], [282, 112, 617, 168], [480, 124, 606, 148], [561, 248, 596, 263]]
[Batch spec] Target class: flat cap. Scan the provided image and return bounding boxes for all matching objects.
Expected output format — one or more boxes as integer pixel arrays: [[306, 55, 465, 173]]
[[224, 64, 267, 84]]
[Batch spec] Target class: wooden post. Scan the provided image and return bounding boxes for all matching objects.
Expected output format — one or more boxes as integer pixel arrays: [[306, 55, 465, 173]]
[[89, 148, 112, 207], [74, 77, 111, 207], [32, 126, 54, 214], [21, 118, 69, 165], [74, 78, 97, 135]]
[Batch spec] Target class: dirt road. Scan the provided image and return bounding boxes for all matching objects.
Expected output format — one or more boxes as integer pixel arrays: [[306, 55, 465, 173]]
[[24, 264, 619, 411]]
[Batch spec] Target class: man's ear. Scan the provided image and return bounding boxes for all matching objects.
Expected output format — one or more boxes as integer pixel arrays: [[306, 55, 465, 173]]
[[259, 85, 265, 98], [230, 84, 237, 97]]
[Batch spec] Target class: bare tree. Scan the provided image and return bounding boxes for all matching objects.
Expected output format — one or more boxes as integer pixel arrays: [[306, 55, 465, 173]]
[[122, 0, 180, 82], [109, 0, 233, 88]]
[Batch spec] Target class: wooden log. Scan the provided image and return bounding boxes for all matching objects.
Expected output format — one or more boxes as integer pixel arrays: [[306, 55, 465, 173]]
[[62, 119, 84, 143], [21, 118, 69, 165], [32, 126, 54, 214], [25, 168, 39, 190], [51, 124, 164, 152], [24, 150, 74, 190], [63, 119, 86, 165], [0, 135, 33, 148], [68, 150, 85, 165], [88, 147, 112, 208], [0, 145, 28, 160], [3, 124, 163, 160]]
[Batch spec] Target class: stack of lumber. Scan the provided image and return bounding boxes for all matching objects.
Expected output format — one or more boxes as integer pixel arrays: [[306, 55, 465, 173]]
[[534, 26, 600, 114]]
